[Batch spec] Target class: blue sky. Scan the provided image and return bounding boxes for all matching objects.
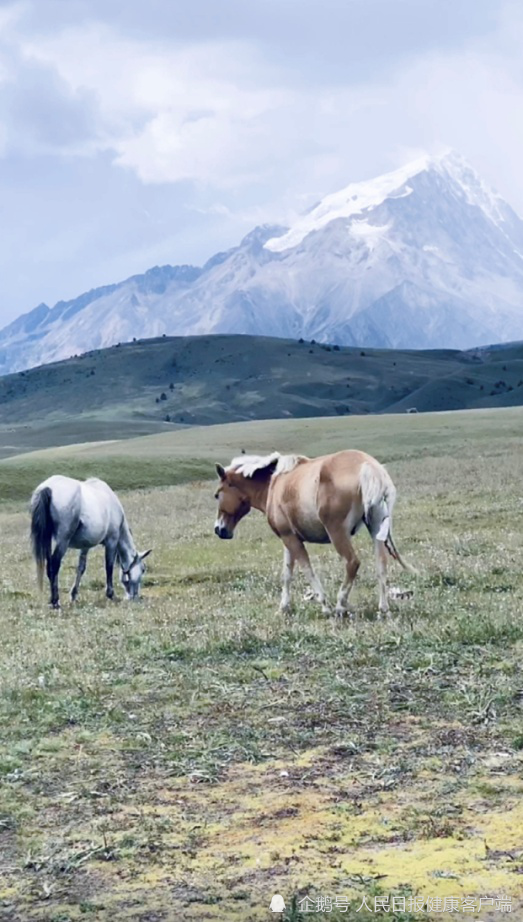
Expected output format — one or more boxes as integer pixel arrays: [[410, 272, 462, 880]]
[[0, 0, 522, 323]]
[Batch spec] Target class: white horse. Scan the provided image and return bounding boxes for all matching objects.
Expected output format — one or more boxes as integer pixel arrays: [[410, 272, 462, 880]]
[[30, 475, 152, 609]]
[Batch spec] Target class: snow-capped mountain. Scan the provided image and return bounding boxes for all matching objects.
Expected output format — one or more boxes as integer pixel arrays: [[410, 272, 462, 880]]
[[1, 149, 522, 375]]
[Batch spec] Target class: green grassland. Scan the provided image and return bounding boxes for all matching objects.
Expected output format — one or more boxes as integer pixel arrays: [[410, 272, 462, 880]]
[[1, 408, 523, 921], [0, 334, 523, 458], [0, 405, 521, 504]]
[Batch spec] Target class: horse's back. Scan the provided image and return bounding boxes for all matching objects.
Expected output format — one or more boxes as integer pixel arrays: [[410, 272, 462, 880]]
[[36, 473, 80, 491], [35, 475, 116, 506], [35, 474, 82, 507], [83, 477, 119, 501], [278, 450, 372, 493], [268, 450, 384, 541], [317, 449, 384, 484], [78, 478, 124, 540]]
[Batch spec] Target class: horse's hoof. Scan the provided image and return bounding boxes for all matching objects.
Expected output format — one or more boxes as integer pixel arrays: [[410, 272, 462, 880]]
[[50, 602, 61, 610], [335, 607, 353, 619]]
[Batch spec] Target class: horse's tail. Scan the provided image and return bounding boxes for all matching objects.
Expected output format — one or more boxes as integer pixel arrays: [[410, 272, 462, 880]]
[[30, 486, 54, 590], [359, 460, 418, 576], [384, 532, 419, 576]]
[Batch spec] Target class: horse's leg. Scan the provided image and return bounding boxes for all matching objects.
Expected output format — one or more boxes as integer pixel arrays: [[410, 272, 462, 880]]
[[70, 550, 88, 602], [375, 538, 390, 616], [280, 546, 295, 612], [324, 525, 360, 618], [48, 511, 81, 609], [47, 541, 68, 609], [284, 536, 331, 615], [105, 540, 118, 599]]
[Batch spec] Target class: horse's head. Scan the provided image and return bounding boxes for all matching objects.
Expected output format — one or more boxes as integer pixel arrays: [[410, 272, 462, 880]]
[[214, 463, 251, 539], [120, 549, 152, 599]]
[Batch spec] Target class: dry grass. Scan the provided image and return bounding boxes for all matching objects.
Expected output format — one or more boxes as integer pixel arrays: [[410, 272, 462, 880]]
[[0, 409, 523, 920]]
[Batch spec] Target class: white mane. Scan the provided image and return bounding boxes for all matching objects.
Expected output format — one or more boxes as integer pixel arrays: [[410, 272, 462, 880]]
[[229, 452, 307, 478], [276, 454, 307, 474]]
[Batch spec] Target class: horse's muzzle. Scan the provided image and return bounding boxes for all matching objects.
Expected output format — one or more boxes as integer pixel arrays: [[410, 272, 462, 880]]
[[215, 525, 233, 539]]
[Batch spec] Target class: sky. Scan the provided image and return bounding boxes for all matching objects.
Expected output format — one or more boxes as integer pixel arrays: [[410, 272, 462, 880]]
[[0, 0, 522, 325]]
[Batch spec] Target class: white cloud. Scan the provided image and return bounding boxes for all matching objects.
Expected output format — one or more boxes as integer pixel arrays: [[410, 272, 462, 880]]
[[0, 0, 523, 323], [4, 4, 520, 215], [15, 24, 295, 183]]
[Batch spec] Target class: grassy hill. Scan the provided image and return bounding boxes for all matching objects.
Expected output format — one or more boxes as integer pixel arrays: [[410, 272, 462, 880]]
[[0, 405, 521, 503], [0, 333, 522, 457]]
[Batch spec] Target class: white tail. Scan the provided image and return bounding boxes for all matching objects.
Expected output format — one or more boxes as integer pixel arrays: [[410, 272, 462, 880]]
[[359, 461, 418, 575], [360, 461, 396, 516]]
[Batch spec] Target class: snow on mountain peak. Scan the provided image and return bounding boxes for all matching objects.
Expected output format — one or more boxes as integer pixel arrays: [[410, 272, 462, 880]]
[[435, 149, 510, 226], [0, 149, 522, 375], [264, 150, 505, 254]]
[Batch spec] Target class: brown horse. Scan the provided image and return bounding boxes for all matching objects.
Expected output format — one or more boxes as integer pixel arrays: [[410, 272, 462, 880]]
[[214, 450, 416, 617]]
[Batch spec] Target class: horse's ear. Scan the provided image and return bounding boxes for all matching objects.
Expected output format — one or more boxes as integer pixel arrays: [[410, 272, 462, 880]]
[[140, 549, 152, 560], [216, 463, 226, 480]]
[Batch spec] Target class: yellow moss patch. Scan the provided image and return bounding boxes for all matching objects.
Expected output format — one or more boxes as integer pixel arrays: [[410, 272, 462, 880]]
[[45, 746, 522, 920], [340, 803, 523, 898]]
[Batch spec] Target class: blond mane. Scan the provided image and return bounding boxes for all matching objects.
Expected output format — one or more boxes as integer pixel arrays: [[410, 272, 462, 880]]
[[229, 452, 308, 478], [275, 454, 308, 475]]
